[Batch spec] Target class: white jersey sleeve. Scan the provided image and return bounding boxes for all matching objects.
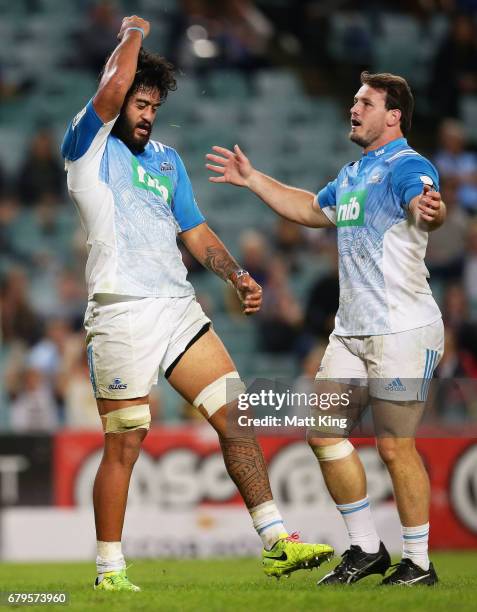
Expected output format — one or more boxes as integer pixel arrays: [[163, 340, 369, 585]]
[[61, 99, 117, 191]]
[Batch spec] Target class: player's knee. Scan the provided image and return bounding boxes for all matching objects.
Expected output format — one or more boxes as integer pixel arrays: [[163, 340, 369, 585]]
[[118, 435, 143, 467], [309, 439, 354, 462], [376, 437, 414, 465], [101, 403, 151, 434], [103, 427, 147, 467], [192, 371, 246, 419]]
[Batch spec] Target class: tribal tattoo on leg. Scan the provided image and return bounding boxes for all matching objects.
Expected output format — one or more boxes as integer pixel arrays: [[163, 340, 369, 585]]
[[219, 436, 273, 508]]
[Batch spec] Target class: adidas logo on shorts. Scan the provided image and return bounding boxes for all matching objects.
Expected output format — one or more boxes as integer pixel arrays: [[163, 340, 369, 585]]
[[384, 378, 406, 392]]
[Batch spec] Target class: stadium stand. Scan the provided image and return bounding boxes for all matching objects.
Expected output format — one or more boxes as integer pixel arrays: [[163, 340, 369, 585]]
[[1, 0, 477, 428]]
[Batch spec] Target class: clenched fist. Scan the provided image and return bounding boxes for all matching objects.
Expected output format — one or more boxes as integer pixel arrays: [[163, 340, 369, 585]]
[[118, 15, 150, 41]]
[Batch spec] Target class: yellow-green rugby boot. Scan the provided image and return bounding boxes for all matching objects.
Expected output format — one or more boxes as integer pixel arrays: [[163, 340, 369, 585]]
[[94, 569, 141, 591], [262, 532, 334, 579]]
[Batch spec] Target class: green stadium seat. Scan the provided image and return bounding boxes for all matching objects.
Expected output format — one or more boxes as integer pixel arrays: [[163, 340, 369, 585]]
[[255, 69, 304, 99]]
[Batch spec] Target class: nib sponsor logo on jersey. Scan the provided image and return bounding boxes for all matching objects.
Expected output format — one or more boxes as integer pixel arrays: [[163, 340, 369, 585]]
[[108, 377, 128, 391], [384, 378, 407, 392], [337, 190, 366, 227], [132, 157, 172, 204]]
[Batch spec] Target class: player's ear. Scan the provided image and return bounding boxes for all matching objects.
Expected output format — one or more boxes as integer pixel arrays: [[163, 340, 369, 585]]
[[387, 108, 401, 128]]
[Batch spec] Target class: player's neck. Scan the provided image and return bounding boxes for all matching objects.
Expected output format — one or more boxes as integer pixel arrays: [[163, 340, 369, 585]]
[[363, 132, 404, 155]]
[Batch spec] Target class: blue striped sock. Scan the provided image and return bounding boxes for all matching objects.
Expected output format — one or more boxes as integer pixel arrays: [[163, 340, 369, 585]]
[[250, 501, 287, 550], [402, 522, 430, 570], [336, 496, 380, 553]]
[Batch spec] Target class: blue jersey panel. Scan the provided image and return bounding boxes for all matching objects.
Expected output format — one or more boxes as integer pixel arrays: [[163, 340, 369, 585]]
[[391, 156, 440, 207], [318, 178, 337, 207], [61, 99, 103, 161], [172, 152, 205, 232]]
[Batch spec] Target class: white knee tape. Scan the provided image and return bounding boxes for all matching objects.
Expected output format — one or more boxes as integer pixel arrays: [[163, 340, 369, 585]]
[[313, 440, 354, 462], [101, 404, 151, 434], [193, 371, 246, 418]]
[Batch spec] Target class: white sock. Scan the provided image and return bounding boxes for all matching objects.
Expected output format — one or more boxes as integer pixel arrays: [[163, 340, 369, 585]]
[[96, 541, 126, 575], [336, 496, 380, 553], [402, 523, 430, 570], [249, 501, 288, 550]]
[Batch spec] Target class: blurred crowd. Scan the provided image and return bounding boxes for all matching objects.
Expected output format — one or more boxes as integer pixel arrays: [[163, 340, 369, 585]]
[[1, 0, 477, 431]]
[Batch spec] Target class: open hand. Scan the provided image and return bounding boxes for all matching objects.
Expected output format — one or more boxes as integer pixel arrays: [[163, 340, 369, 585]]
[[206, 145, 253, 187]]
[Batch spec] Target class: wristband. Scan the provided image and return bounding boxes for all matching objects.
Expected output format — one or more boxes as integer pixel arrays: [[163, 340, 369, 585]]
[[125, 26, 144, 40], [229, 269, 249, 285]]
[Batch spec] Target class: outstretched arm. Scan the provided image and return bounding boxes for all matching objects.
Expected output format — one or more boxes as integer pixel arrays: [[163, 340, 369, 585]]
[[93, 15, 150, 122], [206, 145, 333, 228], [180, 223, 262, 315]]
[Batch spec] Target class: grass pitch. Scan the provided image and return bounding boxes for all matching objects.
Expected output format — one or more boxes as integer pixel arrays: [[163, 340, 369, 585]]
[[1, 553, 476, 612]]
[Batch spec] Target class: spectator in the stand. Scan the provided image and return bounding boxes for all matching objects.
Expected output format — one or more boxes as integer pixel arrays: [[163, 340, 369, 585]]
[[426, 179, 466, 281], [173, 0, 274, 77], [437, 327, 477, 378], [17, 128, 64, 205], [0, 195, 29, 266], [431, 328, 477, 422], [0, 267, 41, 346], [52, 270, 87, 329], [74, 0, 121, 74], [0, 62, 33, 102], [443, 282, 469, 328], [303, 250, 339, 341], [463, 220, 477, 312], [58, 335, 101, 429], [224, 229, 270, 317], [429, 13, 477, 118], [239, 229, 269, 285], [443, 282, 477, 361], [434, 119, 477, 213], [257, 257, 303, 352], [273, 217, 306, 273], [0, 158, 5, 196], [9, 367, 60, 432], [27, 318, 73, 385], [220, 0, 274, 70]]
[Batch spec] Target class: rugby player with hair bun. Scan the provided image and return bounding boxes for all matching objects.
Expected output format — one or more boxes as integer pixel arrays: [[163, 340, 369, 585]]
[[61, 15, 333, 591]]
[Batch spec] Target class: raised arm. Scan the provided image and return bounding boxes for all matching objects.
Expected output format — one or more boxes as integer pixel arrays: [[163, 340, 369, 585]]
[[93, 15, 150, 122], [180, 222, 262, 315], [206, 145, 333, 228]]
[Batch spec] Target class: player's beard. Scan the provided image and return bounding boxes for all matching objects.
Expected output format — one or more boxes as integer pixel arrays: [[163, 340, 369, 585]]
[[349, 122, 383, 149], [112, 112, 151, 153], [349, 130, 370, 148]]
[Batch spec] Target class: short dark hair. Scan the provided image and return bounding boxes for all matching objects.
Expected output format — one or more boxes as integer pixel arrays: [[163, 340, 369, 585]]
[[127, 48, 177, 103], [360, 71, 414, 136]]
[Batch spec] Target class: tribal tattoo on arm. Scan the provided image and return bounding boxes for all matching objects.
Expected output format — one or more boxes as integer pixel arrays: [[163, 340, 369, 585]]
[[219, 437, 273, 508], [204, 245, 241, 282]]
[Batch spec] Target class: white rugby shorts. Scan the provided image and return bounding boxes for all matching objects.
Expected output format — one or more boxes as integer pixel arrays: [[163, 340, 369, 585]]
[[315, 319, 444, 401], [84, 294, 210, 399]]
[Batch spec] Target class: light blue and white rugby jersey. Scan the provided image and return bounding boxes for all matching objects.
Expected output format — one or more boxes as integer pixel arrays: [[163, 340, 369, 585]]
[[317, 137, 442, 336], [61, 99, 205, 299]]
